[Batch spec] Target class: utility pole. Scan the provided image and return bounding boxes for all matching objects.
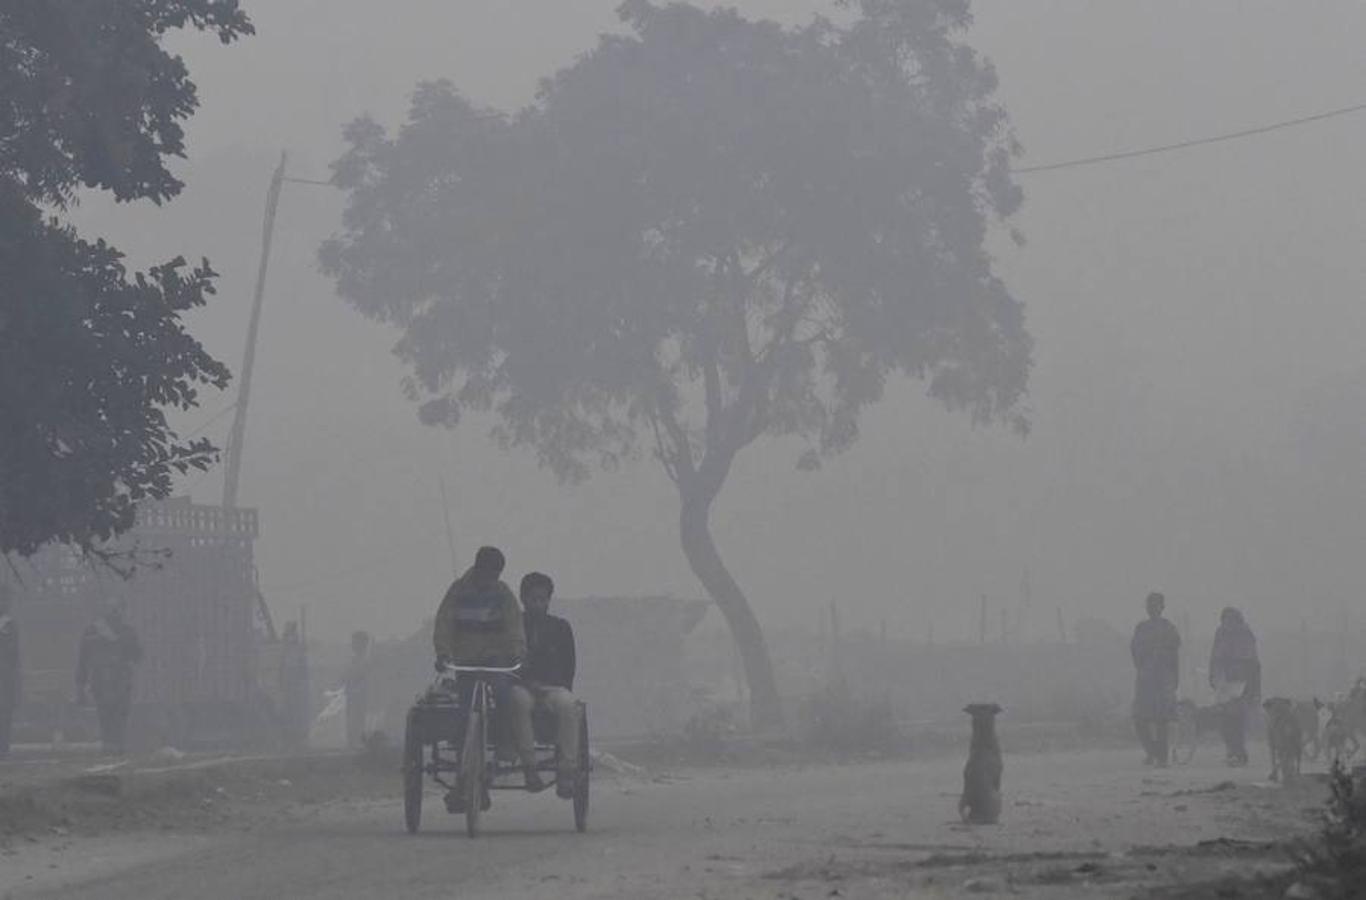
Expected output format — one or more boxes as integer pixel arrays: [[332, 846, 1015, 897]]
[[222, 152, 287, 509]]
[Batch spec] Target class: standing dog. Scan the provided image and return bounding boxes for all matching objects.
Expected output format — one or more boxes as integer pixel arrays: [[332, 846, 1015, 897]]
[[1293, 699, 1322, 761], [1262, 697, 1302, 783], [960, 703, 1003, 825]]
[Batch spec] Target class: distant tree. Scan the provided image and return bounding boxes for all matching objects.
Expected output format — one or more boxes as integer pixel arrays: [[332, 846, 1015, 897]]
[[0, 1, 252, 557], [322, 0, 1031, 729]]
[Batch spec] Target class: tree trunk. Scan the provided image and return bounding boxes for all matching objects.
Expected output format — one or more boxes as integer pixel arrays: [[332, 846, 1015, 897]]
[[679, 496, 784, 732]]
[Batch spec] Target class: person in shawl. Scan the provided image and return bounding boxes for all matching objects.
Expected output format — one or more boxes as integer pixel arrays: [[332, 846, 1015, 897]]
[[1209, 606, 1260, 767]]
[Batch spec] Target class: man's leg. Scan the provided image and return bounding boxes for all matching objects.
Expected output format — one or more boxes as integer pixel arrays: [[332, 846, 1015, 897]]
[[541, 688, 581, 798], [95, 698, 116, 753], [1134, 713, 1155, 762], [1152, 719, 1169, 767], [503, 682, 543, 791], [1228, 701, 1248, 763], [1219, 704, 1242, 764]]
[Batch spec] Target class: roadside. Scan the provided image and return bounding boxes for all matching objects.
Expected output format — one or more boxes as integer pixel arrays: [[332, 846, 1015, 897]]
[[0, 749, 394, 847], [0, 746, 1335, 899]]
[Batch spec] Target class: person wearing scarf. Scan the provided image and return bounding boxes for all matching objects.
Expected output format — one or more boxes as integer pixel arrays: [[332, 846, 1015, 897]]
[[1209, 606, 1260, 767], [75, 599, 143, 755]]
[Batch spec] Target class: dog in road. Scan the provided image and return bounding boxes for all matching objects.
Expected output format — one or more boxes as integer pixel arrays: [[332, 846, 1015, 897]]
[[1293, 699, 1322, 761], [1262, 697, 1302, 783], [960, 703, 1002, 825]]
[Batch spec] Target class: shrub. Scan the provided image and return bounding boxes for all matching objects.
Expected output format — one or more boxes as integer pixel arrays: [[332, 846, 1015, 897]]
[[799, 677, 902, 756]]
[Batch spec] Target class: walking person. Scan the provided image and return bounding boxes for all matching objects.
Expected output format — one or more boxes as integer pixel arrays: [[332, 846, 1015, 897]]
[[343, 630, 372, 749], [1209, 607, 1260, 767], [1131, 591, 1181, 766], [76, 599, 143, 755], [0, 584, 18, 758]]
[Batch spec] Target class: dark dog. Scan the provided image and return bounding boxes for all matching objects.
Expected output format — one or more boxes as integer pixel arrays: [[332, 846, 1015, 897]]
[[960, 703, 1002, 825], [1263, 697, 1302, 783], [1293, 699, 1321, 761]]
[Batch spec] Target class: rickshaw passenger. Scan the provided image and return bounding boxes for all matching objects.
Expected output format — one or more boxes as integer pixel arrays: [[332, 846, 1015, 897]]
[[512, 572, 581, 798], [434, 546, 543, 792]]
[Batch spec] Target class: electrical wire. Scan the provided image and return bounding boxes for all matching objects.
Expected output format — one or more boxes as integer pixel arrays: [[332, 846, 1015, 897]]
[[180, 401, 237, 439], [1012, 100, 1366, 175]]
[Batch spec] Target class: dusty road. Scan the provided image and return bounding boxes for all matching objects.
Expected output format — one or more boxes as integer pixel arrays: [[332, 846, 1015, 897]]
[[3, 748, 1322, 899]]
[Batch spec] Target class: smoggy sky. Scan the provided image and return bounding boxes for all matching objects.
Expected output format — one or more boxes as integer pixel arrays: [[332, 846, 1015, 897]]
[[69, 1, 1366, 643]]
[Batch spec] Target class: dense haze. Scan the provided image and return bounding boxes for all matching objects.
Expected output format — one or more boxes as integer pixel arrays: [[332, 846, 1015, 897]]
[[70, 0, 1366, 644]]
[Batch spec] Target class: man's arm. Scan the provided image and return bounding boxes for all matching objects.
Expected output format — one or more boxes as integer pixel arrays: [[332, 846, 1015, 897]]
[[433, 584, 458, 661], [500, 586, 526, 662], [563, 620, 576, 692], [1169, 624, 1181, 688]]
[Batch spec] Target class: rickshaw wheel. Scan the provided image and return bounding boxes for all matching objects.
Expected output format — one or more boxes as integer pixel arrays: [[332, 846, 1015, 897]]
[[573, 708, 590, 833], [462, 703, 486, 838], [403, 710, 423, 834]]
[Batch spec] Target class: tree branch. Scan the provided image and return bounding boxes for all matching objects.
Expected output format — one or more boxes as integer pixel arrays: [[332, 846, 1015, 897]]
[[648, 410, 680, 485]]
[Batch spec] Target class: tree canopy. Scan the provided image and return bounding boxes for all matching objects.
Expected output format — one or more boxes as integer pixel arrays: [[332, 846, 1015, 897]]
[[322, 0, 1031, 726], [0, 0, 251, 556]]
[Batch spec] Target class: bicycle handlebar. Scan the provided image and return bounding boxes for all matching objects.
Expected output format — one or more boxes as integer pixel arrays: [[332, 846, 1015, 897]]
[[440, 663, 523, 676]]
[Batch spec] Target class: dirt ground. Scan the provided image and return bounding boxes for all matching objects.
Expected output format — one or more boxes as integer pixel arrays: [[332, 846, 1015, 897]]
[[0, 745, 1330, 899]]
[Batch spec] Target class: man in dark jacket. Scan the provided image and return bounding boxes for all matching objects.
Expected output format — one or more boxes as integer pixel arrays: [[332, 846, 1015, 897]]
[[511, 572, 581, 798], [0, 584, 18, 758], [76, 599, 143, 755], [1131, 591, 1181, 766], [433, 546, 540, 792]]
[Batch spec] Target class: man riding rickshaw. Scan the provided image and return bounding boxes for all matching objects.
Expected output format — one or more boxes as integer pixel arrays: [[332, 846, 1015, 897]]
[[409, 545, 590, 835]]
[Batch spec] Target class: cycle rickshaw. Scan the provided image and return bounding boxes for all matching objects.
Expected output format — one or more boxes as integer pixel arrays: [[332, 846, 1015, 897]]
[[402, 663, 590, 837]]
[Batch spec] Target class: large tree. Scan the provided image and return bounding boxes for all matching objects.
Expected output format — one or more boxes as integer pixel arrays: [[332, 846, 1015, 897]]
[[0, 1, 251, 557], [322, 0, 1031, 729]]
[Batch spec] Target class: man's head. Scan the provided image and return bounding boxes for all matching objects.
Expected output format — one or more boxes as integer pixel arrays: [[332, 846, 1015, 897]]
[[1145, 592, 1166, 619], [520, 572, 554, 617], [473, 546, 506, 577], [1219, 606, 1243, 628], [351, 630, 371, 656]]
